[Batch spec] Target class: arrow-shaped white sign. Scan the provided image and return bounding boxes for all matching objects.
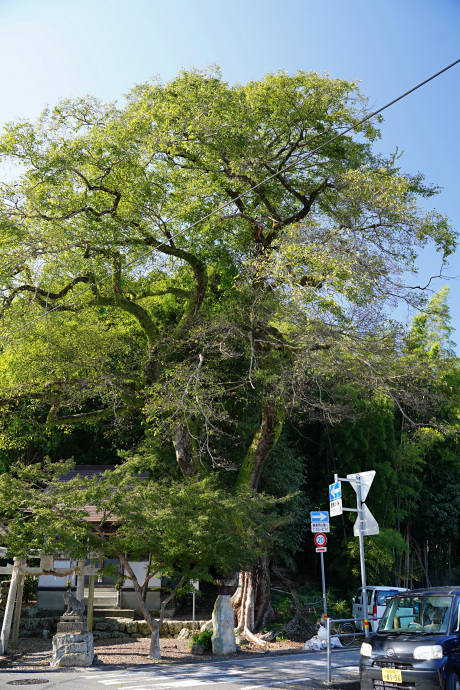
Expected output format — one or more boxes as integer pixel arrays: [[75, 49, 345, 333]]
[[347, 470, 375, 502], [353, 504, 379, 536]]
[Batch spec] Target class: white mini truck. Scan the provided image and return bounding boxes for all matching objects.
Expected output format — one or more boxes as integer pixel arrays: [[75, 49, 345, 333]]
[[353, 585, 408, 632]]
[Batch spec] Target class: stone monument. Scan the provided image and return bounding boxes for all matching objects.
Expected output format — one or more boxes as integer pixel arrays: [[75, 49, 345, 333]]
[[50, 592, 94, 667], [211, 595, 236, 654]]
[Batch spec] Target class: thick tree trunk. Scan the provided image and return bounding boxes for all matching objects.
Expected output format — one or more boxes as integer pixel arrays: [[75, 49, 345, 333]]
[[232, 401, 285, 637], [232, 555, 274, 643], [235, 401, 285, 491]]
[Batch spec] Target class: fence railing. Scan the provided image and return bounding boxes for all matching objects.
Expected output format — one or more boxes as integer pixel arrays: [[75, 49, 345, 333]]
[[325, 616, 365, 684]]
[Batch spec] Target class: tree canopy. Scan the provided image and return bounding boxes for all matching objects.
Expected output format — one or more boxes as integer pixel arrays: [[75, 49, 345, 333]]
[[0, 67, 457, 632]]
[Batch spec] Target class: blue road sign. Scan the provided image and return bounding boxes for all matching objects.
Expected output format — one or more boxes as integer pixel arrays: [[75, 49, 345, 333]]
[[329, 482, 341, 501], [310, 511, 329, 522]]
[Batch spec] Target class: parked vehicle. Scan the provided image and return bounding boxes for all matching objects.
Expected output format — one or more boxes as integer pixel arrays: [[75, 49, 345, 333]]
[[353, 585, 408, 631], [360, 586, 460, 689]]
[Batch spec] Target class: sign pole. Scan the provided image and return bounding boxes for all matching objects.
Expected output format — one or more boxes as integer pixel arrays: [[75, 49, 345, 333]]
[[190, 580, 199, 632], [356, 475, 369, 638], [330, 469, 377, 637], [314, 533, 328, 617], [192, 590, 196, 631], [320, 551, 327, 616]]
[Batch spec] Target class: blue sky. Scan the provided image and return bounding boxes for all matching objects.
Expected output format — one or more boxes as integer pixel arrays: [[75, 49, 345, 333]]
[[0, 0, 459, 344]]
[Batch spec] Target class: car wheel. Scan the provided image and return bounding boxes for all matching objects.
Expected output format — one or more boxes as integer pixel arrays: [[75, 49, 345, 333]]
[[446, 672, 460, 690]]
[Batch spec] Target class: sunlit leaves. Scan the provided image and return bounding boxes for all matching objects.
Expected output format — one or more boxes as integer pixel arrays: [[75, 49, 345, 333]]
[[0, 458, 287, 581]]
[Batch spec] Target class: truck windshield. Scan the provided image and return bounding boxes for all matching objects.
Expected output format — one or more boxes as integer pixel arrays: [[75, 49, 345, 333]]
[[379, 595, 453, 634]]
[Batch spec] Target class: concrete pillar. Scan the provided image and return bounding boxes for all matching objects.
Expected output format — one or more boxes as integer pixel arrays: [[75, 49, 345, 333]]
[[0, 558, 21, 654], [10, 571, 25, 649], [76, 560, 86, 602]]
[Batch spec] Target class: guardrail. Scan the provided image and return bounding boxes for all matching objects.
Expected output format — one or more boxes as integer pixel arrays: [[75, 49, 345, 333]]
[[326, 616, 366, 684]]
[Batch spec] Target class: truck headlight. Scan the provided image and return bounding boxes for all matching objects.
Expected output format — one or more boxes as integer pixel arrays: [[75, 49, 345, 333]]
[[413, 645, 443, 660], [360, 642, 373, 657]]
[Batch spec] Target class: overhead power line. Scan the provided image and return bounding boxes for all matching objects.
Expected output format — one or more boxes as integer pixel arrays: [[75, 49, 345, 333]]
[[2, 57, 460, 342]]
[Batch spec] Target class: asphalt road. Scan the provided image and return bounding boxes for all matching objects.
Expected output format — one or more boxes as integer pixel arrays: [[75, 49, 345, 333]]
[[0, 649, 361, 690]]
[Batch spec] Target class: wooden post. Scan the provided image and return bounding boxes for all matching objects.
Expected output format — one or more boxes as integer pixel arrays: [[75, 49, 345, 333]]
[[10, 571, 25, 649], [87, 573, 95, 632], [76, 559, 86, 602], [0, 558, 21, 654]]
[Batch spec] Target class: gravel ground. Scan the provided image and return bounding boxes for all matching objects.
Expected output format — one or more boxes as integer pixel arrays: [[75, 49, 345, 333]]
[[0, 637, 306, 671]]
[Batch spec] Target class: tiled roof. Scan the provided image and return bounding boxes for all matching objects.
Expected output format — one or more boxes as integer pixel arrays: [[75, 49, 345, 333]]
[[58, 464, 146, 523], [59, 464, 116, 481]]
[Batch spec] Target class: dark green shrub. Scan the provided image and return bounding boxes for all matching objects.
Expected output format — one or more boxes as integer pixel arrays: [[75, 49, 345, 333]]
[[22, 576, 38, 604], [190, 629, 213, 652]]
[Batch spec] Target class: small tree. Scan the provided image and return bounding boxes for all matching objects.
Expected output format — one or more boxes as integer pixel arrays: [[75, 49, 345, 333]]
[[0, 459, 284, 658]]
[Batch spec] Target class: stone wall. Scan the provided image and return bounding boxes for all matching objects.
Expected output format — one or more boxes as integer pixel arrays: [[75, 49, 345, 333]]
[[0, 607, 209, 641], [91, 617, 208, 640]]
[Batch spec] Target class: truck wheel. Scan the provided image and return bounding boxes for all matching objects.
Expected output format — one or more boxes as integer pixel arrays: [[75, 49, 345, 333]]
[[446, 672, 460, 690]]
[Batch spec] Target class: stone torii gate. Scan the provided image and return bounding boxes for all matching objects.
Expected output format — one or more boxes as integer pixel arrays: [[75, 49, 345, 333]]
[[0, 548, 101, 654]]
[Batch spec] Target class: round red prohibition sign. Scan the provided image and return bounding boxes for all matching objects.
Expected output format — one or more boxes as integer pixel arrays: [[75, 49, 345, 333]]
[[314, 533, 327, 547]]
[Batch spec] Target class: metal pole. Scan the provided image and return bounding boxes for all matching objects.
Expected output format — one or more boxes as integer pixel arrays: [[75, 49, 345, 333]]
[[192, 591, 196, 632], [356, 475, 369, 638], [320, 552, 327, 617], [326, 615, 331, 684], [405, 532, 410, 589]]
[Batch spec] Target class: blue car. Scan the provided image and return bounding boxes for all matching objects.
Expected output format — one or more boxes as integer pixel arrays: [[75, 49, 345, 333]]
[[360, 586, 460, 690]]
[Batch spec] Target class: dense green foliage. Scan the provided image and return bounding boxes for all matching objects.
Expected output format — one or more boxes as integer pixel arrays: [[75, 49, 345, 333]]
[[0, 67, 458, 617], [190, 629, 213, 652], [0, 459, 283, 578]]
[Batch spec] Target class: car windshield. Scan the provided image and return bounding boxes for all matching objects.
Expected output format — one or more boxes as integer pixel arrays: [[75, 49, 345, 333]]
[[379, 595, 453, 634], [376, 590, 401, 606]]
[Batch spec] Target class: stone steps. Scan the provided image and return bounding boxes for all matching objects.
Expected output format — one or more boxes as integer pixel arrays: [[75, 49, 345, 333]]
[[92, 608, 135, 619], [83, 588, 118, 609], [83, 587, 135, 618], [87, 596, 119, 607]]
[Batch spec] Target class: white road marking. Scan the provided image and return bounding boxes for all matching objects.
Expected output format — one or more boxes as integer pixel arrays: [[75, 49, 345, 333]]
[[82, 652, 360, 689], [271, 678, 313, 685], [91, 673, 313, 689], [95, 668, 253, 685], [120, 680, 256, 689], [130, 681, 216, 688], [97, 676, 146, 685], [244, 680, 312, 690]]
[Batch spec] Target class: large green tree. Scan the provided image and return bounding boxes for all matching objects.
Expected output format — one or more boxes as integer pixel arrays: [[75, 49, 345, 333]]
[[0, 67, 456, 630]]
